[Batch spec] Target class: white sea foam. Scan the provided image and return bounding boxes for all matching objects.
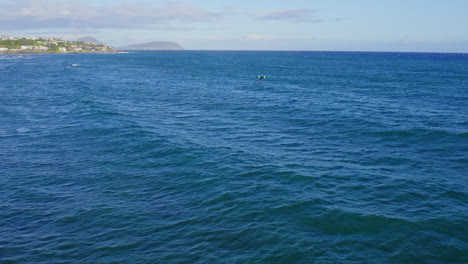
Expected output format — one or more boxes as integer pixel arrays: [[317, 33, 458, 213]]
[[16, 127, 30, 133]]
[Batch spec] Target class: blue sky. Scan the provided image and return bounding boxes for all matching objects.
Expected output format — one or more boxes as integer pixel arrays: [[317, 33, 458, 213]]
[[1, 0, 467, 52]]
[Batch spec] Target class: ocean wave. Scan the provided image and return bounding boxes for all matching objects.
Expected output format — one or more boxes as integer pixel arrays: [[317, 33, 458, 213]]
[[1, 51, 467, 263]]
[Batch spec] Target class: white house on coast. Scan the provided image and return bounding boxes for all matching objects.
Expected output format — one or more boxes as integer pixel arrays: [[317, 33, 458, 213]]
[[20, 45, 48, 51]]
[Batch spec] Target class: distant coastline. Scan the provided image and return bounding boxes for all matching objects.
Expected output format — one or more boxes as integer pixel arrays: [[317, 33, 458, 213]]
[[0, 50, 121, 55], [0, 36, 186, 54], [0, 36, 119, 54]]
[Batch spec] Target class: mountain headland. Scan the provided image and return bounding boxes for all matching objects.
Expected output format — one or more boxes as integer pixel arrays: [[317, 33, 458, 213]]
[[76, 36, 104, 45]]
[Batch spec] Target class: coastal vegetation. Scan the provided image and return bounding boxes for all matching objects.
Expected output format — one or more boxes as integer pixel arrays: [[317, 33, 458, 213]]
[[0, 37, 116, 54]]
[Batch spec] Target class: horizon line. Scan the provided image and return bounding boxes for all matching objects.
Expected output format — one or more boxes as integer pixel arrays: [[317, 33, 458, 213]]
[[118, 49, 468, 55]]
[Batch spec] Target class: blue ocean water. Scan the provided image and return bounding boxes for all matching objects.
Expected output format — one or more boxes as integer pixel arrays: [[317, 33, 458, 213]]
[[0, 51, 467, 263]]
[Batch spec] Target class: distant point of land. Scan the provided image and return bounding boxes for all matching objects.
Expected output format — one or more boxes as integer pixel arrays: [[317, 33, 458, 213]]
[[119, 41, 184, 51], [0, 36, 184, 54]]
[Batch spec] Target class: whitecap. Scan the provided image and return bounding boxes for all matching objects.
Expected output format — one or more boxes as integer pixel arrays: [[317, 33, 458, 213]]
[[16, 127, 30, 133]]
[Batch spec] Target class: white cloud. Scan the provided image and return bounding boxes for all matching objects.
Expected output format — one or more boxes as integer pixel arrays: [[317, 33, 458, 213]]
[[245, 34, 276, 41], [0, 0, 222, 30], [254, 9, 317, 22]]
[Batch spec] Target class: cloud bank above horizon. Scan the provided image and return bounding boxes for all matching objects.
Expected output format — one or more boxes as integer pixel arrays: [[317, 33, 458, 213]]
[[1, 0, 467, 52], [0, 0, 222, 30]]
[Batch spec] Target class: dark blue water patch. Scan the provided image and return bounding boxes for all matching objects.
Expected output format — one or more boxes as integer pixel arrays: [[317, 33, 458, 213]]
[[1, 51, 467, 263]]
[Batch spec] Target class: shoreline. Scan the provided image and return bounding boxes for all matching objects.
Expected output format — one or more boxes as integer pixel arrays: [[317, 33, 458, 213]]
[[0, 50, 123, 55]]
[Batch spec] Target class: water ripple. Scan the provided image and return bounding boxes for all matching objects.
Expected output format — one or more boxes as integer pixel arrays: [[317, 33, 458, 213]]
[[1, 51, 467, 263]]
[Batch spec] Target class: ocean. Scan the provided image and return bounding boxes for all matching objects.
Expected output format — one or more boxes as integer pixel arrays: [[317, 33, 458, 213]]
[[1, 51, 467, 263]]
